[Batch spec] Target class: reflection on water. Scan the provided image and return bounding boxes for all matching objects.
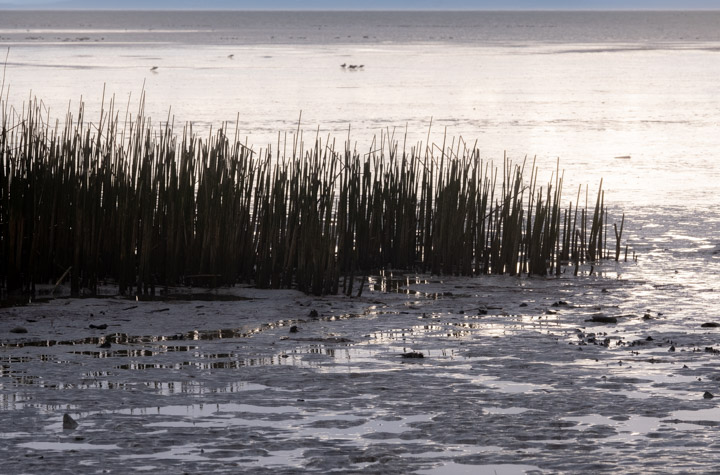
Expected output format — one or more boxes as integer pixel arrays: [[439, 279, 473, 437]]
[[418, 462, 543, 475]]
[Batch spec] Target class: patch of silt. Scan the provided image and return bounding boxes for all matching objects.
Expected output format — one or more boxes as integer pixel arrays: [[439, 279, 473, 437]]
[[3, 272, 720, 473]]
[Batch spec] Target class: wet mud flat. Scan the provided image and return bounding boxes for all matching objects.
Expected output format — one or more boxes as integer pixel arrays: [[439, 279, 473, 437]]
[[2, 272, 720, 474]]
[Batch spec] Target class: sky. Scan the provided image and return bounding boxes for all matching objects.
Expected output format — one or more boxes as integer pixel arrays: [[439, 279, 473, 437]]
[[1, 0, 719, 9]]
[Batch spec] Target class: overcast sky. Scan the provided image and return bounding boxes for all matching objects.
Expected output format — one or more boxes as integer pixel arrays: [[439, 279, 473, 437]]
[[1, 0, 718, 9]]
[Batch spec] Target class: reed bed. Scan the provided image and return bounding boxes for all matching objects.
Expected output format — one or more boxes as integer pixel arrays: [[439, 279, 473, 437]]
[[0, 96, 625, 297]]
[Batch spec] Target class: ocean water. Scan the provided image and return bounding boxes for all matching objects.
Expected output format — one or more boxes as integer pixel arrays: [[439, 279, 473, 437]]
[[1, 10, 719, 320]]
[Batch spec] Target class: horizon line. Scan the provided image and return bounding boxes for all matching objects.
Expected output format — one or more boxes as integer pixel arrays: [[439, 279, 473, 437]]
[[2, 7, 720, 11]]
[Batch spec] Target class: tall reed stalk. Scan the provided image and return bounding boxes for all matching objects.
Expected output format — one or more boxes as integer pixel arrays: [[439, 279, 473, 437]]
[[0, 96, 626, 297]]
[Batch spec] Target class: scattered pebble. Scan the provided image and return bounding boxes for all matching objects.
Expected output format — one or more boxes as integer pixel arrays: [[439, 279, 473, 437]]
[[701, 322, 720, 328], [703, 391, 714, 399], [401, 351, 424, 358], [289, 325, 299, 333], [89, 323, 108, 330], [10, 327, 28, 334], [588, 314, 617, 324], [63, 413, 78, 430]]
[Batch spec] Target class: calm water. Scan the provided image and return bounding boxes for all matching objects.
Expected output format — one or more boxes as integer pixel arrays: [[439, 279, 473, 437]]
[[1, 10, 719, 317]]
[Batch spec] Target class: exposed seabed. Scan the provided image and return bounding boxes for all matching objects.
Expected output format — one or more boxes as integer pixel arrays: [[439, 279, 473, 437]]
[[2, 268, 720, 474]]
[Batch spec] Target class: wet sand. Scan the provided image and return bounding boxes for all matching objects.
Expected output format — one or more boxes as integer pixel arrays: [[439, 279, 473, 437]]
[[2, 271, 720, 474]]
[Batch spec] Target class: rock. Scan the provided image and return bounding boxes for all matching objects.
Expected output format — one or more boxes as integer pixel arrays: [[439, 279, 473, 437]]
[[552, 301, 569, 307], [98, 341, 111, 349], [701, 322, 720, 328], [10, 327, 28, 334], [308, 310, 319, 319], [63, 414, 78, 430], [401, 351, 424, 359], [669, 345, 676, 352], [703, 391, 714, 399], [519, 303, 528, 307], [89, 324, 108, 330], [289, 325, 299, 333], [646, 336, 654, 341], [587, 314, 618, 324]]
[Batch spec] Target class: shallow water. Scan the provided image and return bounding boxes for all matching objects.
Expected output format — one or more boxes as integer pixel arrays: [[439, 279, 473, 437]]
[[2, 10, 720, 474]]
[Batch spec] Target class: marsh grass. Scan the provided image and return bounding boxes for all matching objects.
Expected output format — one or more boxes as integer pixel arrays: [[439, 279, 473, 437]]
[[0, 96, 625, 297]]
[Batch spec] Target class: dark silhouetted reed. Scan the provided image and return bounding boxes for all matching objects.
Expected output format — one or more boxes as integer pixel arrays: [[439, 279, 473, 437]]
[[0, 96, 626, 297]]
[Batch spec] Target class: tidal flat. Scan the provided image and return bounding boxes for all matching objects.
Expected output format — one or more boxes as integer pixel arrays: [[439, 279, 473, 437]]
[[3, 270, 720, 474]]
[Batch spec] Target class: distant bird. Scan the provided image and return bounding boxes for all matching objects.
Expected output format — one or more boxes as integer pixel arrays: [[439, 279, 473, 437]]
[[340, 63, 346, 68], [358, 65, 364, 69], [348, 64, 357, 69], [228, 54, 234, 59], [150, 66, 158, 72]]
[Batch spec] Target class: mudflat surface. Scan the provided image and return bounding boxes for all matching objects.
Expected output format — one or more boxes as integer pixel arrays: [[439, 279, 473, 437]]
[[2, 272, 720, 474]]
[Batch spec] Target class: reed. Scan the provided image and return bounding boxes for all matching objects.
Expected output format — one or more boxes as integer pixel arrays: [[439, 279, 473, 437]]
[[0, 96, 626, 297]]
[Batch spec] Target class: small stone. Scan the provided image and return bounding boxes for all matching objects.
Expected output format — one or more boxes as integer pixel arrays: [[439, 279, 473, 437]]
[[10, 327, 28, 334], [98, 341, 111, 349], [703, 391, 714, 399], [552, 301, 569, 307], [401, 351, 424, 359], [308, 310, 319, 319], [519, 303, 528, 307], [63, 414, 78, 430], [289, 325, 299, 333], [89, 324, 108, 330], [646, 336, 654, 341], [588, 314, 617, 324], [669, 345, 676, 352], [701, 322, 720, 328]]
